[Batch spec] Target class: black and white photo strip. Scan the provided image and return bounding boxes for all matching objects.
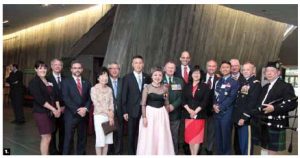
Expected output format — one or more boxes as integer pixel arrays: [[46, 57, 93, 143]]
[[1, 0, 298, 156]]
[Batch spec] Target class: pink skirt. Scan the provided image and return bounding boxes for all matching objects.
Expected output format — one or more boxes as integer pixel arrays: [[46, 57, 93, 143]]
[[136, 106, 175, 155]]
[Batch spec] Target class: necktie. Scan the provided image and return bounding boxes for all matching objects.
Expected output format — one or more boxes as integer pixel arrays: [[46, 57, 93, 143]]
[[57, 76, 61, 89], [207, 76, 212, 89], [183, 66, 189, 83], [138, 75, 142, 91], [215, 78, 224, 102], [76, 78, 82, 96], [261, 83, 271, 104], [169, 76, 172, 84], [113, 80, 118, 98]]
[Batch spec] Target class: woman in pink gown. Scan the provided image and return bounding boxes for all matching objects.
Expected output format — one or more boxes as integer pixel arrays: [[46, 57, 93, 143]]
[[136, 66, 175, 155]]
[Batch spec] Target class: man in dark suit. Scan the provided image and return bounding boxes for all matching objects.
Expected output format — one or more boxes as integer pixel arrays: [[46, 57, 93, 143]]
[[62, 60, 92, 155], [257, 61, 297, 155], [107, 62, 124, 155], [230, 58, 246, 154], [6, 64, 25, 124], [174, 51, 193, 155], [47, 58, 66, 155], [122, 55, 150, 155], [232, 62, 262, 155], [174, 51, 193, 85], [202, 60, 219, 155], [213, 61, 239, 155], [162, 61, 184, 155]]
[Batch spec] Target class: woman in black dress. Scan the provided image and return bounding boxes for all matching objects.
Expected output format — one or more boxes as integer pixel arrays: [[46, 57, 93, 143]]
[[28, 61, 61, 155], [182, 65, 210, 155]]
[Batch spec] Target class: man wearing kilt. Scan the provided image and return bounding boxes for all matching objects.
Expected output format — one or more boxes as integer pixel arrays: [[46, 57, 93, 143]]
[[258, 61, 297, 155], [232, 62, 262, 155]]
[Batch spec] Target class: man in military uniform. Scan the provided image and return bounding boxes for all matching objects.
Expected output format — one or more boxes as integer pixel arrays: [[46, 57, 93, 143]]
[[232, 62, 262, 155], [258, 61, 297, 155], [213, 61, 239, 155], [163, 61, 184, 155]]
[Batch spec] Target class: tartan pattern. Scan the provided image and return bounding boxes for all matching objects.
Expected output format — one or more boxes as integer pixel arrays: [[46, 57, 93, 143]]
[[261, 128, 286, 151]]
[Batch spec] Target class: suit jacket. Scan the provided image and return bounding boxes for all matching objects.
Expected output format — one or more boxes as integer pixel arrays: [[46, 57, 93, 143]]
[[174, 65, 193, 84], [28, 75, 58, 113], [6, 70, 24, 92], [107, 77, 123, 118], [46, 73, 65, 107], [122, 72, 151, 118], [202, 73, 219, 116], [182, 82, 210, 119], [162, 75, 184, 121], [233, 76, 262, 124], [258, 78, 297, 127], [214, 76, 239, 113], [62, 77, 92, 116]]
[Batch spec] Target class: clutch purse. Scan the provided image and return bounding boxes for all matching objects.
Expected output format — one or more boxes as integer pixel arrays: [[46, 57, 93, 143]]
[[101, 118, 118, 135]]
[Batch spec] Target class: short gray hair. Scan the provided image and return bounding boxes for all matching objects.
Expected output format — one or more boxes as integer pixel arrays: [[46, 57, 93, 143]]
[[107, 61, 120, 69], [50, 58, 63, 67]]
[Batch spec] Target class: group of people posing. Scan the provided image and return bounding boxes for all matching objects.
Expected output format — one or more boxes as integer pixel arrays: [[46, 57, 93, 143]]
[[20, 51, 296, 155]]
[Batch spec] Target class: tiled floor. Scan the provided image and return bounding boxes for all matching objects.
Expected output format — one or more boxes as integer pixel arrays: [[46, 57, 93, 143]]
[[2, 103, 298, 155]]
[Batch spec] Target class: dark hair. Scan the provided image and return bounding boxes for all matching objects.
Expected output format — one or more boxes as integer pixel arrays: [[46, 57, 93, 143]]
[[12, 64, 18, 69], [71, 60, 83, 68], [150, 66, 164, 77], [34, 60, 48, 69], [96, 67, 109, 79], [132, 55, 144, 62], [220, 60, 231, 67], [189, 65, 204, 83]]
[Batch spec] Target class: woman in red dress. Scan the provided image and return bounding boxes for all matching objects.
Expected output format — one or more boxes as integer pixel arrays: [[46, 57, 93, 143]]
[[182, 65, 210, 155]]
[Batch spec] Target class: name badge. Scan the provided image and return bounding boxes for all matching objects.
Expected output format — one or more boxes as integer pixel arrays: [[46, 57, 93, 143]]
[[221, 84, 226, 89], [171, 84, 182, 91]]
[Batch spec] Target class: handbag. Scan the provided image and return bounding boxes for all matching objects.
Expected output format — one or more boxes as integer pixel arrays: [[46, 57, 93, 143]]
[[101, 118, 118, 135]]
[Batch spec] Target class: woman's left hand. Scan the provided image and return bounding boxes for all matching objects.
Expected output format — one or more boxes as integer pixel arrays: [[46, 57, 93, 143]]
[[109, 118, 114, 126]]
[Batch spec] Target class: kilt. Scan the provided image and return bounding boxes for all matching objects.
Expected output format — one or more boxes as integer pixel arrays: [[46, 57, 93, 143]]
[[261, 127, 286, 151]]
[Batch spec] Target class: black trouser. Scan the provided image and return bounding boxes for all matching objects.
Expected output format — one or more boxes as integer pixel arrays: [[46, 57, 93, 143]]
[[170, 119, 180, 154], [108, 114, 124, 155], [10, 89, 25, 122], [63, 112, 88, 155], [203, 115, 215, 153], [127, 116, 140, 155], [50, 113, 65, 155], [234, 125, 241, 155]]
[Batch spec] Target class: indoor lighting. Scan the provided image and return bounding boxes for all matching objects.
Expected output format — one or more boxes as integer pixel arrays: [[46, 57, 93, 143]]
[[42, 4, 51, 7], [3, 20, 9, 24]]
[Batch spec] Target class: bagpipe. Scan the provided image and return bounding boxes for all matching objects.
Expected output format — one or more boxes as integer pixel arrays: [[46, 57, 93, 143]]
[[249, 96, 298, 153], [250, 96, 298, 131]]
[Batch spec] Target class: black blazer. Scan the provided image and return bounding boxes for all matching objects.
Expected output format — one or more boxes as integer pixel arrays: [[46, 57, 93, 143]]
[[107, 77, 123, 118], [46, 73, 65, 107], [122, 72, 151, 118], [62, 77, 92, 116], [28, 75, 58, 113], [202, 73, 219, 116], [174, 65, 193, 84], [6, 70, 24, 91], [258, 79, 297, 127], [182, 82, 210, 119]]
